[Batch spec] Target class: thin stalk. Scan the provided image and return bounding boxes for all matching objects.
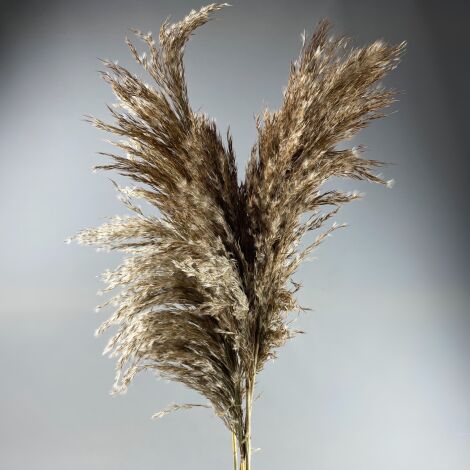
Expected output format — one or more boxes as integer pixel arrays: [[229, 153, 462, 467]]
[[243, 344, 259, 470], [232, 432, 238, 470], [244, 377, 255, 470]]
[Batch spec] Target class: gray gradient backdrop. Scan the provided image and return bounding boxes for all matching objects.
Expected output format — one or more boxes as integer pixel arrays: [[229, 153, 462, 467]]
[[1, 0, 469, 469]]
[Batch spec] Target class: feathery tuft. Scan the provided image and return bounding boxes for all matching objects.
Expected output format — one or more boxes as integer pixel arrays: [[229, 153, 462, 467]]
[[71, 5, 405, 467]]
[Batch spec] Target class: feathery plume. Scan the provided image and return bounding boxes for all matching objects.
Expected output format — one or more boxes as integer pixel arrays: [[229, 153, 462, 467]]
[[71, 4, 405, 469]]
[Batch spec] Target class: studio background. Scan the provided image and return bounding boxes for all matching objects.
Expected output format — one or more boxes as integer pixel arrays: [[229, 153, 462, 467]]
[[1, 0, 469, 469]]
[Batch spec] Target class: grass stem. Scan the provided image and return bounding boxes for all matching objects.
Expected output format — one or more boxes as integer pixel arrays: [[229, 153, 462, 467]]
[[232, 431, 238, 470]]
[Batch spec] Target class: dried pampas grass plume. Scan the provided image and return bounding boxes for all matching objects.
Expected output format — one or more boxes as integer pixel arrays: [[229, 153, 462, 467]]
[[70, 4, 405, 469]]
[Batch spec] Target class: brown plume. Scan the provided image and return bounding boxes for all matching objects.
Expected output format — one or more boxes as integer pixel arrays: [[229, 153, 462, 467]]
[[70, 4, 405, 468]]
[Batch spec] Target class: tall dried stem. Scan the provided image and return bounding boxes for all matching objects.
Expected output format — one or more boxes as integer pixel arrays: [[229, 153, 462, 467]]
[[232, 432, 238, 470], [71, 3, 405, 468]]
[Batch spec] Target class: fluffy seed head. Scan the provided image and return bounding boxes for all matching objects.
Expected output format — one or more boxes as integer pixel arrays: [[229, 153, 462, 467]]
[[71, 3, 405, 437]]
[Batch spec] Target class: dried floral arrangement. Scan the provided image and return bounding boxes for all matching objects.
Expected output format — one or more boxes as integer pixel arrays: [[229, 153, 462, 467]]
[[70, 4, 405, 469]]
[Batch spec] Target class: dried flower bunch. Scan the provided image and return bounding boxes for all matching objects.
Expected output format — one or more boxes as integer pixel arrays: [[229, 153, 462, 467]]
[[71, 4, 405, 469]]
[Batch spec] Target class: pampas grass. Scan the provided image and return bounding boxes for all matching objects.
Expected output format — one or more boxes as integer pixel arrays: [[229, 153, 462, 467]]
[[70, 4, 405, 469]]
